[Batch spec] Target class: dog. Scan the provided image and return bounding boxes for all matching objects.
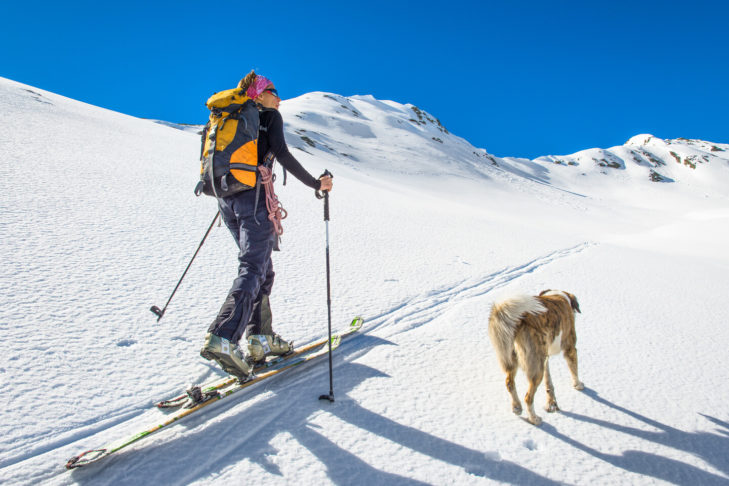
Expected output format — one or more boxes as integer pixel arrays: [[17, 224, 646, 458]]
[[488, 290, 583, 425]]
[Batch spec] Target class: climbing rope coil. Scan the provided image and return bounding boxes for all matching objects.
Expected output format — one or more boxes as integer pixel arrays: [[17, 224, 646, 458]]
[[258, 165, 287, 236]]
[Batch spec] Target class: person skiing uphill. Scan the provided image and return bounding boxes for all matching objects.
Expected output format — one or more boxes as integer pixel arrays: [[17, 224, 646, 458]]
[[200, 71, 333, 380]]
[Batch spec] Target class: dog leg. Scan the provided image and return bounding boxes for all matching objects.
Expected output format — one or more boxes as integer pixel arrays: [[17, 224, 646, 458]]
[[524, 380, 543, 425], [544, 359, 559, 412], [505, 367, 522, 415], [563, 346, 584, 390], [524, 367, 544, 426]]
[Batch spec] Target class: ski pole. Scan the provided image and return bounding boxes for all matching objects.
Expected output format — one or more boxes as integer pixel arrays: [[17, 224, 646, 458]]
[[150, 211, 220, 322], [316, 170, 335, 402]]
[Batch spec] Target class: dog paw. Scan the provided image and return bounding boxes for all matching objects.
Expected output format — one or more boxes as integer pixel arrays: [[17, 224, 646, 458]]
[[512, 404, 523, 415], [574, 381, 585, 391], [545, 402, 559, 413], [528, 415, 543, 426]]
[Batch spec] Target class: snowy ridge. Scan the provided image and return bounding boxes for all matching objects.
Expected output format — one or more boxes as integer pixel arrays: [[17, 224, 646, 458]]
[[149, 119, 204, 134], [279, 92, 502, 184], [531, 133, 729, 190], [2, 76, 729, 485], [277, 91, 729, 200]]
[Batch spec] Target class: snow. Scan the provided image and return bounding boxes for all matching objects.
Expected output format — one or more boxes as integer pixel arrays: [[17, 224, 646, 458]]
[[1, 75, 728, 485]]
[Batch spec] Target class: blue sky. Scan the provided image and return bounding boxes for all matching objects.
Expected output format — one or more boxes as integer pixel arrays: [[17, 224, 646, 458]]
[[2, 0, 726, 159]]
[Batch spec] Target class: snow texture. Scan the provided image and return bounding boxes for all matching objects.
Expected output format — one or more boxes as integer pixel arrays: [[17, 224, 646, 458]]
[[1, 76, 728, 485]]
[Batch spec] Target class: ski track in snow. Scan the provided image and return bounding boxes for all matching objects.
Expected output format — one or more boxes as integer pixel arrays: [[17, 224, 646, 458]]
[[365, 242, 592, 337], [1, 243, 591, 479], [0, 405, 150, 470], [10, 356, 340, 485]]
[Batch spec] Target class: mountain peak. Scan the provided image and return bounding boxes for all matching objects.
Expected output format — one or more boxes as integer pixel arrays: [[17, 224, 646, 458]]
[[626, 134, 659, 146]]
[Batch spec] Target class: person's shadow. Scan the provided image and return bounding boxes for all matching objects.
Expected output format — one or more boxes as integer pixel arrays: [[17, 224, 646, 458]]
[[540, 387, 729, 485], [71, 334, 562, 485]]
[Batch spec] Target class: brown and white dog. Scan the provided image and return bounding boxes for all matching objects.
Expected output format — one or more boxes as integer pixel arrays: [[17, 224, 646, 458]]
[[488, 290, 583, 425]]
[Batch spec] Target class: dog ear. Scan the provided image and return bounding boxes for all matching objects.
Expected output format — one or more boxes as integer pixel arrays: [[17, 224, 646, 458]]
[[567, 293, 581, 313], [539, 289, 552, 296]]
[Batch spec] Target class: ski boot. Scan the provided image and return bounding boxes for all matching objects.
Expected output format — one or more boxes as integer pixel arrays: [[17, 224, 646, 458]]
[[200, 333, 253, 381], [246, 334, 293, 364]]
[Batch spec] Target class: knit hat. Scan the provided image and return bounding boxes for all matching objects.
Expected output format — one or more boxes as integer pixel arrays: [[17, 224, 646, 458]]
[[246, 75, 272, 99]]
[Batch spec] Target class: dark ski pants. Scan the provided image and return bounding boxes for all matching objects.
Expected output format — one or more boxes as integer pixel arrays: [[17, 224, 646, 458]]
[[208, 190, 276, 344]]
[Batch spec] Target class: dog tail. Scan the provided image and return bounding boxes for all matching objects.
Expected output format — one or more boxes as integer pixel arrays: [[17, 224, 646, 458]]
[[488, 295, 546, 370]]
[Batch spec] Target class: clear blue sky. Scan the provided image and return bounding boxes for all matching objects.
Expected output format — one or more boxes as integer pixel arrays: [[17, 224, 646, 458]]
[[2, 0, 727, 159]]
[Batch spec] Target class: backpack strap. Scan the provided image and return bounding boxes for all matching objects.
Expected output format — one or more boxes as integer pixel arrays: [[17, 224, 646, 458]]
[[199, 122, 209, 161], [204, 116, 224, 197], [195, 109, 239, 197], [194, 123, 211, 196], [252, 115, 272, 212], [257, 111, 287, 185], [195, 118, 223, 197]]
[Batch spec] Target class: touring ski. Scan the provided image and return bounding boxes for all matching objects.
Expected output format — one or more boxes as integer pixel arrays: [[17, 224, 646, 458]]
[[156, 317, 360, 409], [65, 317, 363, 470]]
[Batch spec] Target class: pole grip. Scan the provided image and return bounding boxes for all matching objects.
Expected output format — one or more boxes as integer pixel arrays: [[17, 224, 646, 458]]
[[315, 169, 333, 210]]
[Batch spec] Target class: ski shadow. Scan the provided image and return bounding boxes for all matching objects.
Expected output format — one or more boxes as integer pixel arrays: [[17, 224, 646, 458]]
[[309, 372, 563, 485], [69, 334, 559, 485], [540, 387, 729, 485]]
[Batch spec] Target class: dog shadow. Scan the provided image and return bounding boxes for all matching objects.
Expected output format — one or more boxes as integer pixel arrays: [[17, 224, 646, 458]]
[[69, 334, 561, 486], [541, 387, 729, 485]]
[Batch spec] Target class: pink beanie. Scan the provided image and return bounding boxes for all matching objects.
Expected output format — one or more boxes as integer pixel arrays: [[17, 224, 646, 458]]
[[246, 75, 272, 99]]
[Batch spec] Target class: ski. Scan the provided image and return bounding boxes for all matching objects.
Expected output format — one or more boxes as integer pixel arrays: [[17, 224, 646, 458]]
[[156, 320, 353, 409], [65, 317, 363, 470]]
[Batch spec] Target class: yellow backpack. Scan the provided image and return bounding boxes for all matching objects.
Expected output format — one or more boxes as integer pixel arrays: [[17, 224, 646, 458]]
[[195, 88, 260, 197]]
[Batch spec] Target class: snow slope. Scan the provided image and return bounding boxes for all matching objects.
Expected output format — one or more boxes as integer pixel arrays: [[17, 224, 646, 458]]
[[1, 76, 728, 485]]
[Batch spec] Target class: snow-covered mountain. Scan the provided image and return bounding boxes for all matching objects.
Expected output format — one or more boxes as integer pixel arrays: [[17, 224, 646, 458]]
[[2, 76, 728, 485], [282, 92, 727, 192], [529, 134, 729, 193], [161, 90, 729, 199]]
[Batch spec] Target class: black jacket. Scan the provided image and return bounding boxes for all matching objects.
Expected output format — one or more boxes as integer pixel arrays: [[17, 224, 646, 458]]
[[258, 108, 321, 190]]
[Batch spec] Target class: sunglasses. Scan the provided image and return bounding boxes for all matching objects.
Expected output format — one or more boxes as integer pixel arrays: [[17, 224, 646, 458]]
[[263, 88, 280, 98]]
